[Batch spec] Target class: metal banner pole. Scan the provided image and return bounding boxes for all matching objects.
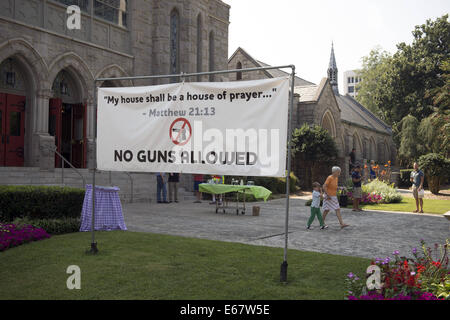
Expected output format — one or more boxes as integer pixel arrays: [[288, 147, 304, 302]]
[[88, 81, 98, 254], [280, 66, 295, 282]]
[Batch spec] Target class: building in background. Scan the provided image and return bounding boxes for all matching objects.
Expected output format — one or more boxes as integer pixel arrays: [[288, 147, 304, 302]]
[[343, 70, 362, 98]]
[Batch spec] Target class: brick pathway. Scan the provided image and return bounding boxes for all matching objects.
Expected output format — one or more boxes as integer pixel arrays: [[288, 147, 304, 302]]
[[122, 198, 449, 260]]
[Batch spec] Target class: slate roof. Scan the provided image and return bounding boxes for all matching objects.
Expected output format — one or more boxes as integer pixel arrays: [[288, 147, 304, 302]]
[[335, 94, 392, 135], [294, 79, 392, 135], [228, 47, 315, 86]]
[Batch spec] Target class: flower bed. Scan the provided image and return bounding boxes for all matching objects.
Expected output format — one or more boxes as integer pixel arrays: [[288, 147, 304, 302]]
[[345, 179, 403, 205], [0, 223, 51, 252], [345, 239, 450, 300]]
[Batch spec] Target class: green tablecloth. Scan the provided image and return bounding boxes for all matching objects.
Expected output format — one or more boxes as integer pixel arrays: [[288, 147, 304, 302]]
[[199, 184, 272, 202]]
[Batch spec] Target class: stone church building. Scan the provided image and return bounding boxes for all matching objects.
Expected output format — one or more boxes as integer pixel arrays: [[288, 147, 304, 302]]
[[0, 0, 230, 171], [228, 46, 396, 186]]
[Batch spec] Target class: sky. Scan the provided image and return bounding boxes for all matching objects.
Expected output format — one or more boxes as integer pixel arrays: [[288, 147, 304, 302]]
[[222, 0, 449, 93]]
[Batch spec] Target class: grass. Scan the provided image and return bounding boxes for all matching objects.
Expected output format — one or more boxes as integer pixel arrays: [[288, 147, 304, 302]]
[[348, 198, 450, 214], [0, 231, 370, 300]]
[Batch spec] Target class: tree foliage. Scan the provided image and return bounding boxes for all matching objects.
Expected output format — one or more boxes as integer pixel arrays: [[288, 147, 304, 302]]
[[292, 123, 338, 162], [398, 115, 421, 166], [357, 15, 449, 127], [418, 153, 450, 194], [357, 15, 450, 165], [291, 124, 338, 187]]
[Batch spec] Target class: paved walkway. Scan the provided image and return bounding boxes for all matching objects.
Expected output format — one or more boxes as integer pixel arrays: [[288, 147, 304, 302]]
[[122, 198, 449, 260]]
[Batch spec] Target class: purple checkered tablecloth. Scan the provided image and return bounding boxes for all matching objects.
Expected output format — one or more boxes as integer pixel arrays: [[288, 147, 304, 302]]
[[80, 184, 127, 231]]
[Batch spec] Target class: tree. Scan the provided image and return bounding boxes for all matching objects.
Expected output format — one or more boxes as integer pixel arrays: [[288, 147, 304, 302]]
[[398, 115, 421, 167], [357, 15, 449, 127], [418, 111, 450, 158], [291, 124, 338, 188], [356, 47, 395, 122], [418, 153, 450, 194], [357, 15, 450, 165]]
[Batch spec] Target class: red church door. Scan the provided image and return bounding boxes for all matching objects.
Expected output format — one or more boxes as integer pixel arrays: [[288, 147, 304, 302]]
[[71, 103, 86, 168], [0, 93, 26, 167], [48, 100, 86, 168]]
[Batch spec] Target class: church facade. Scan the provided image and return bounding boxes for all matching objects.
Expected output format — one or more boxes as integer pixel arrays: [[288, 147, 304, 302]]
[[0, 0, 230, 170], [228, 46, 396, 185]]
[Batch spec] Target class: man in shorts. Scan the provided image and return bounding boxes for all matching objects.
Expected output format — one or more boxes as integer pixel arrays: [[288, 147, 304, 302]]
[[410, 162, 424, 213]]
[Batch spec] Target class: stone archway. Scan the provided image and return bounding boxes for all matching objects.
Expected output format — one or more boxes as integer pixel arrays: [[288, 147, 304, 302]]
[[0, 39, 48, 167], [95, 64, 132, 88], [48, 53, 93, 169]]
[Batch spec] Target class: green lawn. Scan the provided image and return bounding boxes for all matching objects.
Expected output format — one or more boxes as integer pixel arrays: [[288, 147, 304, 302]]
[[348, 198, 450, 214], [0, 231, 370, 300]]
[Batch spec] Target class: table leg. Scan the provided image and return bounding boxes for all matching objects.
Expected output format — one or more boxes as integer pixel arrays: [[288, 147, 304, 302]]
[[236, 192, 239, 215], [215, 196, 218, 214], [242, 190, 246, 215]]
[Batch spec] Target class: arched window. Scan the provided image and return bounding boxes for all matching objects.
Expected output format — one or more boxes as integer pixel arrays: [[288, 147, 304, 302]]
[[196, 13, 203, 80], [369, 137, 377, 162], [321, 110, 336, 138], [236, 61, 242, 80], [352, 132, 362, 160], [209, 31, 215, 81], [170, 8, 180, 81]]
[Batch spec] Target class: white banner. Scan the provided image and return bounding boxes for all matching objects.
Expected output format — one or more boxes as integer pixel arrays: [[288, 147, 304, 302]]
[[97, 77, 289, 177]]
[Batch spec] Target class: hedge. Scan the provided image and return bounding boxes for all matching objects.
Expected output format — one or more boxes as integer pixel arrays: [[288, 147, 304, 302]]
[[12, 217, 81, 235], [399, 169, 428, 188], [0, 186, 85, 222], [223, 173, 300, 195]]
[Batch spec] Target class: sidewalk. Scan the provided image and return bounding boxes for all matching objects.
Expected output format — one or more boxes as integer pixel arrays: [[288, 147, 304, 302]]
[[122, 198, 449, 260]]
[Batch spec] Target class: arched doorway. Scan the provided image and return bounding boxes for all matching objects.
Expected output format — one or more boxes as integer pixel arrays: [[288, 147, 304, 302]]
[[0, 58, 27, 167], [49, 69, 86, 168]]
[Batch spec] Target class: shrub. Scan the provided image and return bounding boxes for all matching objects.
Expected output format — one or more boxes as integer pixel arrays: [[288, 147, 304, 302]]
[[361, 179, 403, 204], [399, 169, 414, 188], [228, 172, 300, 195], [399, 169, 428, 188], [418, 153, 450, 194], [0, 186, 85, 222], [13, 217, 80, 235], [0, 223, 50, 252]]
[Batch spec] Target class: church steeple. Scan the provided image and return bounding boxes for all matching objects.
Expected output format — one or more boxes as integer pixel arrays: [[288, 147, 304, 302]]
[[328, 42, 339, 95]]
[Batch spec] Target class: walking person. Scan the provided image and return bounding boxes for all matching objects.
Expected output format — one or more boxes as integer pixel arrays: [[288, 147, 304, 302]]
[[352, 165, 363, 211], [322, 166, 349, 229], [193, 174, 204, 203], [156, 172, 168, 203], [306, 182, 327, 230], [410, 162, 425, 213], [168, 173, 181, 203]]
